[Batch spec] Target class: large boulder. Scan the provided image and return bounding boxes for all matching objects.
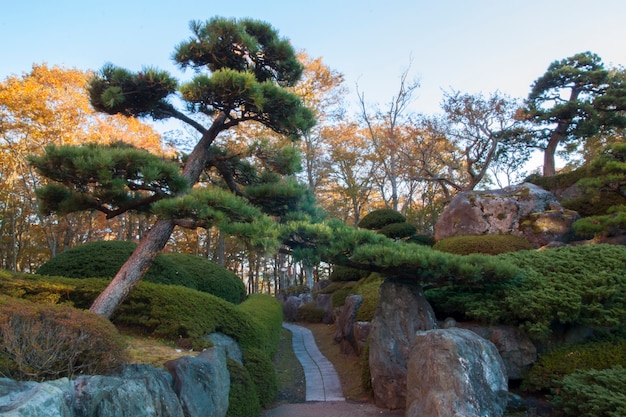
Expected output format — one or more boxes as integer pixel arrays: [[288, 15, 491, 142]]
[[369, 279, 437, 409], [314, 293, 334, 324], [455, 322, 537, 380], [70, 365, 184, 417], [406, 328, 508, 417], [166, 347, 230, 417], [434, 183, 579, 247], [0, 378, 71, 417], [206, 333, 243, 365], [333, 294, 363, 355], [282, 293, 313, 322]]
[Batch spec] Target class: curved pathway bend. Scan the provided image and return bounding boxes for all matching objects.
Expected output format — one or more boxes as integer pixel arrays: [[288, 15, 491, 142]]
[[262, 323, 403, 417]]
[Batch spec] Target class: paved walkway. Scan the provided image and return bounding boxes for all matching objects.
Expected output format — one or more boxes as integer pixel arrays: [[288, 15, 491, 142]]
[[281, 322, 345, 402]]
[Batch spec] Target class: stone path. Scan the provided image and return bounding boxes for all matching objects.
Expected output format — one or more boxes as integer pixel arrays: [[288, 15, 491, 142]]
[[281, 322, 344, 402], [261, 323, 404, 417]]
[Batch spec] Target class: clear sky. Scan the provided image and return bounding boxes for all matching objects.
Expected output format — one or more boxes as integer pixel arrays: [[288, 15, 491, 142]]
[[2, 0, 625, 116]]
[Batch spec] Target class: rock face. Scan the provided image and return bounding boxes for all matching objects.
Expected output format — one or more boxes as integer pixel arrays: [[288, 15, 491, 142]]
[[456, 322, 537, 380], [333, 295, 363, 355], [314, 293, 334, 324], [406, 328, 509, 417], [206, 333, 243, 365], [0, 378, 71, 417], [369, 279, 437, 409], [166, 348, 230, 417], [434, 182, 579, 247], [282, 293, 313, 322]]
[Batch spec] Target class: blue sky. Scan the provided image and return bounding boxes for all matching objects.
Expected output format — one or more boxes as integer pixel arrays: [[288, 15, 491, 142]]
[[2, 0, 625, 116]]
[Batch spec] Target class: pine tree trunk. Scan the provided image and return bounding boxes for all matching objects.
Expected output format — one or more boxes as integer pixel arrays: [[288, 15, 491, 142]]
[[89, 219, 175, 317]]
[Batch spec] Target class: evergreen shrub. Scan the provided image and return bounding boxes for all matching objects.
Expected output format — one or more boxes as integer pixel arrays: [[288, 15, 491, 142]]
[[355, 276, 383, 322], [406, 234, 435, 246], [296, 302, 324, 323], [378, 222, 417, 239], [552, 366, 626, 417], [522, 339, 626, 392], [358, 209, 406, 230], [226, 358, 261, 417], [330, 282, 357, 308], [242, 348, 278, 408], [162, 252, 246, 304], [426, 244, 626, 340], [0, 295, 127, 381], [329, 265, 369, 282], [432, 234, 534, 255], [35, 240, 196, 289]]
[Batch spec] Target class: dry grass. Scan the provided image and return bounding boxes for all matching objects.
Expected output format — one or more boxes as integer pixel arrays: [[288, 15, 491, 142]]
[[301, 322, 372, 402], [123, 333, 191, 367]]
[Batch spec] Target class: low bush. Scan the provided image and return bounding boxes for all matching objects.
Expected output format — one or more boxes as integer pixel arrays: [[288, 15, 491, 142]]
[[243, 348, 278, 408], [0, 295, 127, 381], [296, 302, 325, 323], [522, 339, 626, 392], [329, 265, 369, 282], [355, 276, 383, 322], [552, 366, 626, 417], [226, 358, 261, 417], [433, 234, 534, 255], [406, 234, 435, 246], [236, 294, 283, 357], [162, 252, 246, 304], [35, 241, 196, 289], [378, 222, 416, 239], [330, 282, 357, 308], [358, 209, 406, 230], [426, 244, 626, 341]]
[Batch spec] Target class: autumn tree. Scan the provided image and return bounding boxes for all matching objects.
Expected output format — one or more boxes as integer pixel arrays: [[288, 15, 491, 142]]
[[0, 64, 164, 271], [29, 17, 315, 318], [523, 51, 626, 177]]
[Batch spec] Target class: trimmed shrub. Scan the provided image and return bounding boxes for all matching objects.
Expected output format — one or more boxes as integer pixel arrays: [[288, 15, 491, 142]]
[[226, 358, 261, 417], [552, 366, 626, 417], [243, 348, 278, 408], [0, 295, 127, 381], [35, 240, 197, 290], [236, 294, 283, 357], [358, 209, 406, 230], [378, 222, 417, 239], [433, 234, 534, 255], [426, 244, 626, 341], [296, 302, 324, 323], [330, 282, 357, 308], [162, 252, 246, 304], [406, 234, 436, 246], [329, 265, 369, 282], [522, 339, 626, 392]]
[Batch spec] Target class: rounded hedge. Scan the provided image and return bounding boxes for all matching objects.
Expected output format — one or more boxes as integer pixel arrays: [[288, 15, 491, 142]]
[[36, 241, 196, 288], [162, 252, 246, 304], [358, 209, 406, 230], [378, 222, 417, 239], [433, 234, 534, 255], [329, 265, 369, 282]]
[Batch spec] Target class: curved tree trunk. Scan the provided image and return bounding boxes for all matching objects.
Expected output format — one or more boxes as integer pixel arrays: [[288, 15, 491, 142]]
[[89, 113, 228, 318]]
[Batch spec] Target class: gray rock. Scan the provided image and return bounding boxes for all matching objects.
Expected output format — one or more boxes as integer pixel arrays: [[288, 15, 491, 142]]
[[314, 293, 334, 324], [406, 328, 508, 417], [206, 333, 243, 365], [166, 347, 229, 417], [333, 295, 363, 355], [353, 321, 371, 356], [69, 364, 183, 417], [0, 378, 71, 417], [368, 279, 437, 409], [434, 182, 579, 247], [282, 294, 314, 322], [457, 323, 537, 380]]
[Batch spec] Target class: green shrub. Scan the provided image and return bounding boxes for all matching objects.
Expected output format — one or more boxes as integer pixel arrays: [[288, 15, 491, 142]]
[[378, 222, 417, 239], [226, 358, 261, 417], [243, 348, 277, 408], [355, 277, 383, 322], [433, 234, 534, 255], [358, 209, 406, 230], [162, 253, 246, 304], [0, 295, 127, 381], [329, 265, 369, 282], [522, 339, 626, 392], [426, 244, 626, 340], [236, 294, 283, 357], [406, 234, 435, 246], [330, 282, 357, 308], [35, 241, 197, 290], [296, 302, 324, 323], [552, 366, 626, 417]]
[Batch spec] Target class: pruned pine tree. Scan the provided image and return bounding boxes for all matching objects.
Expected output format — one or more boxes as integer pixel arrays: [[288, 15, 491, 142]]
[[29, 17, 315, 318]]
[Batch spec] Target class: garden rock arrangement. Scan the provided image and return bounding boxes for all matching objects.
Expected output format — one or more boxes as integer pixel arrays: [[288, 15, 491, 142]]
[[434, 182, 579, 247], [406, 328, 509, 417], [0, 339, 233, 417]]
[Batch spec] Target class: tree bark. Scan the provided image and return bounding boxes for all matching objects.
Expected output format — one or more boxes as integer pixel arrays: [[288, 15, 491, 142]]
[[89, 113, 228, 318]]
